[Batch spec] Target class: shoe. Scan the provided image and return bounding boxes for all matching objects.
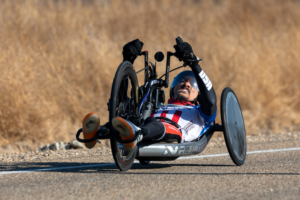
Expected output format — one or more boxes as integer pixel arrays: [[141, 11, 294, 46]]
[[112, 117, 143, 151], [82, 113, 100, 149]]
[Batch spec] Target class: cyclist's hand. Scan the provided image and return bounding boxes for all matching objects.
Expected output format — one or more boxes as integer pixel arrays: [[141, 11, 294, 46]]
[[173, 36, 198, 67], [122, 39, 144, 64]]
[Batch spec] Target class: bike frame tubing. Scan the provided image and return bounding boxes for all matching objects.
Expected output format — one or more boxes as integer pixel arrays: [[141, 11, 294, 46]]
[[141, 51, 149, 85], [164, 51, 174, 88], [138, 51, 175, 114], [138, 83, 151, 114]]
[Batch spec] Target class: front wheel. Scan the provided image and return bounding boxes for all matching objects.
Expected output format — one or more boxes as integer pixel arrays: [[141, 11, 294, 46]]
[[109, 61, 139, 171]]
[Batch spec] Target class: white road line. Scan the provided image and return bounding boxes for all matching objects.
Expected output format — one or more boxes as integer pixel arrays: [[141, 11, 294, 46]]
[[1, 147, 300, 175], [178, 147, 300, 160]]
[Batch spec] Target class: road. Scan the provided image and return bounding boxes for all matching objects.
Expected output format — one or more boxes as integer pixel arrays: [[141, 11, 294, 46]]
[[0, 133, 300, 200]]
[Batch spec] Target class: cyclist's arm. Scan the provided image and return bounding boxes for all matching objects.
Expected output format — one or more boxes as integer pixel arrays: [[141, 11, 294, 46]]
[[190, 63, 217, 121]]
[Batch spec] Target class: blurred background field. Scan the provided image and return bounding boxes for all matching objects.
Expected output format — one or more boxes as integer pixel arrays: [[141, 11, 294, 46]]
[[0, 0, 300, 153]]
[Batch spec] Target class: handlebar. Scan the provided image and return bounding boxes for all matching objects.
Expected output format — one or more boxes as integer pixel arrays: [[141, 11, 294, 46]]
[[140, 51, 149, 84], [139, 50, 201, 88], [164, 51, 174, 88], [138, 50, 175, 89]]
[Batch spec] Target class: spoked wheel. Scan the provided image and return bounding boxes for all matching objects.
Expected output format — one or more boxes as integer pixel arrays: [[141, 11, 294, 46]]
[[109, 61, 139, 171], [221, 87, 247, 166]]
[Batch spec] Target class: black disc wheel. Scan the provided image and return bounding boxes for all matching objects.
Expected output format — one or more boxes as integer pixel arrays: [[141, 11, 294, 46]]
[[109, 61, 139, 171], [139, 159, 150, 165], [221, 87, 247, 166]]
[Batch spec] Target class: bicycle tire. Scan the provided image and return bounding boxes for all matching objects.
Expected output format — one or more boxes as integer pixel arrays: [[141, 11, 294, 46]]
[[109, 61, 139, 171], [220, 87, 247, 166]]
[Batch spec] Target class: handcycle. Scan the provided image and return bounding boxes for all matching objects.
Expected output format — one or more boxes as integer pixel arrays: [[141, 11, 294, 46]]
[[76, 51, 247, 171]]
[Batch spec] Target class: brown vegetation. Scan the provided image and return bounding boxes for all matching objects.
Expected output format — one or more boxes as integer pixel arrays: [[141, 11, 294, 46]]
[[0, 0, 300, 150]]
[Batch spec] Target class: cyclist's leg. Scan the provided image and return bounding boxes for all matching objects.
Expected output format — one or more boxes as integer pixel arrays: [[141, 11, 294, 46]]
[[160, 122, 182, 143], [141, 117, 182, 143], [141, 117, 165, 140]]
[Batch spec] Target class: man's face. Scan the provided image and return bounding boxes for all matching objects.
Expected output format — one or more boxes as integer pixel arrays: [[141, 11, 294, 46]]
[[173, 78, 198, 102]]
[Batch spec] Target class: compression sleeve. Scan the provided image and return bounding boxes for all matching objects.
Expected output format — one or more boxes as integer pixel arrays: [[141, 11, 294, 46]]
[[190, 63, 217, 116]]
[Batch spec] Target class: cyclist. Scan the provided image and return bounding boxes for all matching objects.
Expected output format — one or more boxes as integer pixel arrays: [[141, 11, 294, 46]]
[[83, 37, 217, 151]]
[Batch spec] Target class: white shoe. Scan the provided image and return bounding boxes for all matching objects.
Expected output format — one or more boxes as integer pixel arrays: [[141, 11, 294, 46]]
[[82, 113, 100, 148], [112, 117, 143, 151]]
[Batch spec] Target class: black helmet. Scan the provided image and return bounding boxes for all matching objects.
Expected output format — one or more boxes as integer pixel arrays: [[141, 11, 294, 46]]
[[170, 71, 199, 98]]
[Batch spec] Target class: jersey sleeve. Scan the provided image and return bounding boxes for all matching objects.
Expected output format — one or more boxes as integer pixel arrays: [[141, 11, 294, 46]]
[[197, 105, 217, 125], [190, 63, 217, 117]]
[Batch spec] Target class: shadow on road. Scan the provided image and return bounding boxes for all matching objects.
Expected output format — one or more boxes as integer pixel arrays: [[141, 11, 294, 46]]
[[0, 161, 231, 172], [1, 162, 300, 176]]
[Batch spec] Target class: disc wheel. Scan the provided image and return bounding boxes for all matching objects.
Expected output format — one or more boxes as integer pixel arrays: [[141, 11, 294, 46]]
[[221, 87, 247, 166], [109, 61, 139, 171]]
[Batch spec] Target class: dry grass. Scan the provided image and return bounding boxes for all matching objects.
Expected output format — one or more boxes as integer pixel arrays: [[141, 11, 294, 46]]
[[0, 0, 300, 149]]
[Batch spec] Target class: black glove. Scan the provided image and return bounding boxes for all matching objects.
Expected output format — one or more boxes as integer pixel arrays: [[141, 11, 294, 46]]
[[173, 36, 198, 67], [122, 39, 144, 64]]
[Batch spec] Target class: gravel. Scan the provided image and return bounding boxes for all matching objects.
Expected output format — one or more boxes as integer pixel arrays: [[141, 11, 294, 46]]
[[0, 146, 112, 163]]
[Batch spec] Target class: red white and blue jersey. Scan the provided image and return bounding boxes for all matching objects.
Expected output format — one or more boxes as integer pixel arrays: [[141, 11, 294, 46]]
[[151, 98, 217, 143]]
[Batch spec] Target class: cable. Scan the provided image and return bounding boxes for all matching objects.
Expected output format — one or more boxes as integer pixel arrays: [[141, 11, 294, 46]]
[[158, 65, 185, 79], [136, 66, 150, 74]]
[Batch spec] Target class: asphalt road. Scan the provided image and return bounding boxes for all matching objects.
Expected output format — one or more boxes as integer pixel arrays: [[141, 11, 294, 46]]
[[0, 133, 300, 200]]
